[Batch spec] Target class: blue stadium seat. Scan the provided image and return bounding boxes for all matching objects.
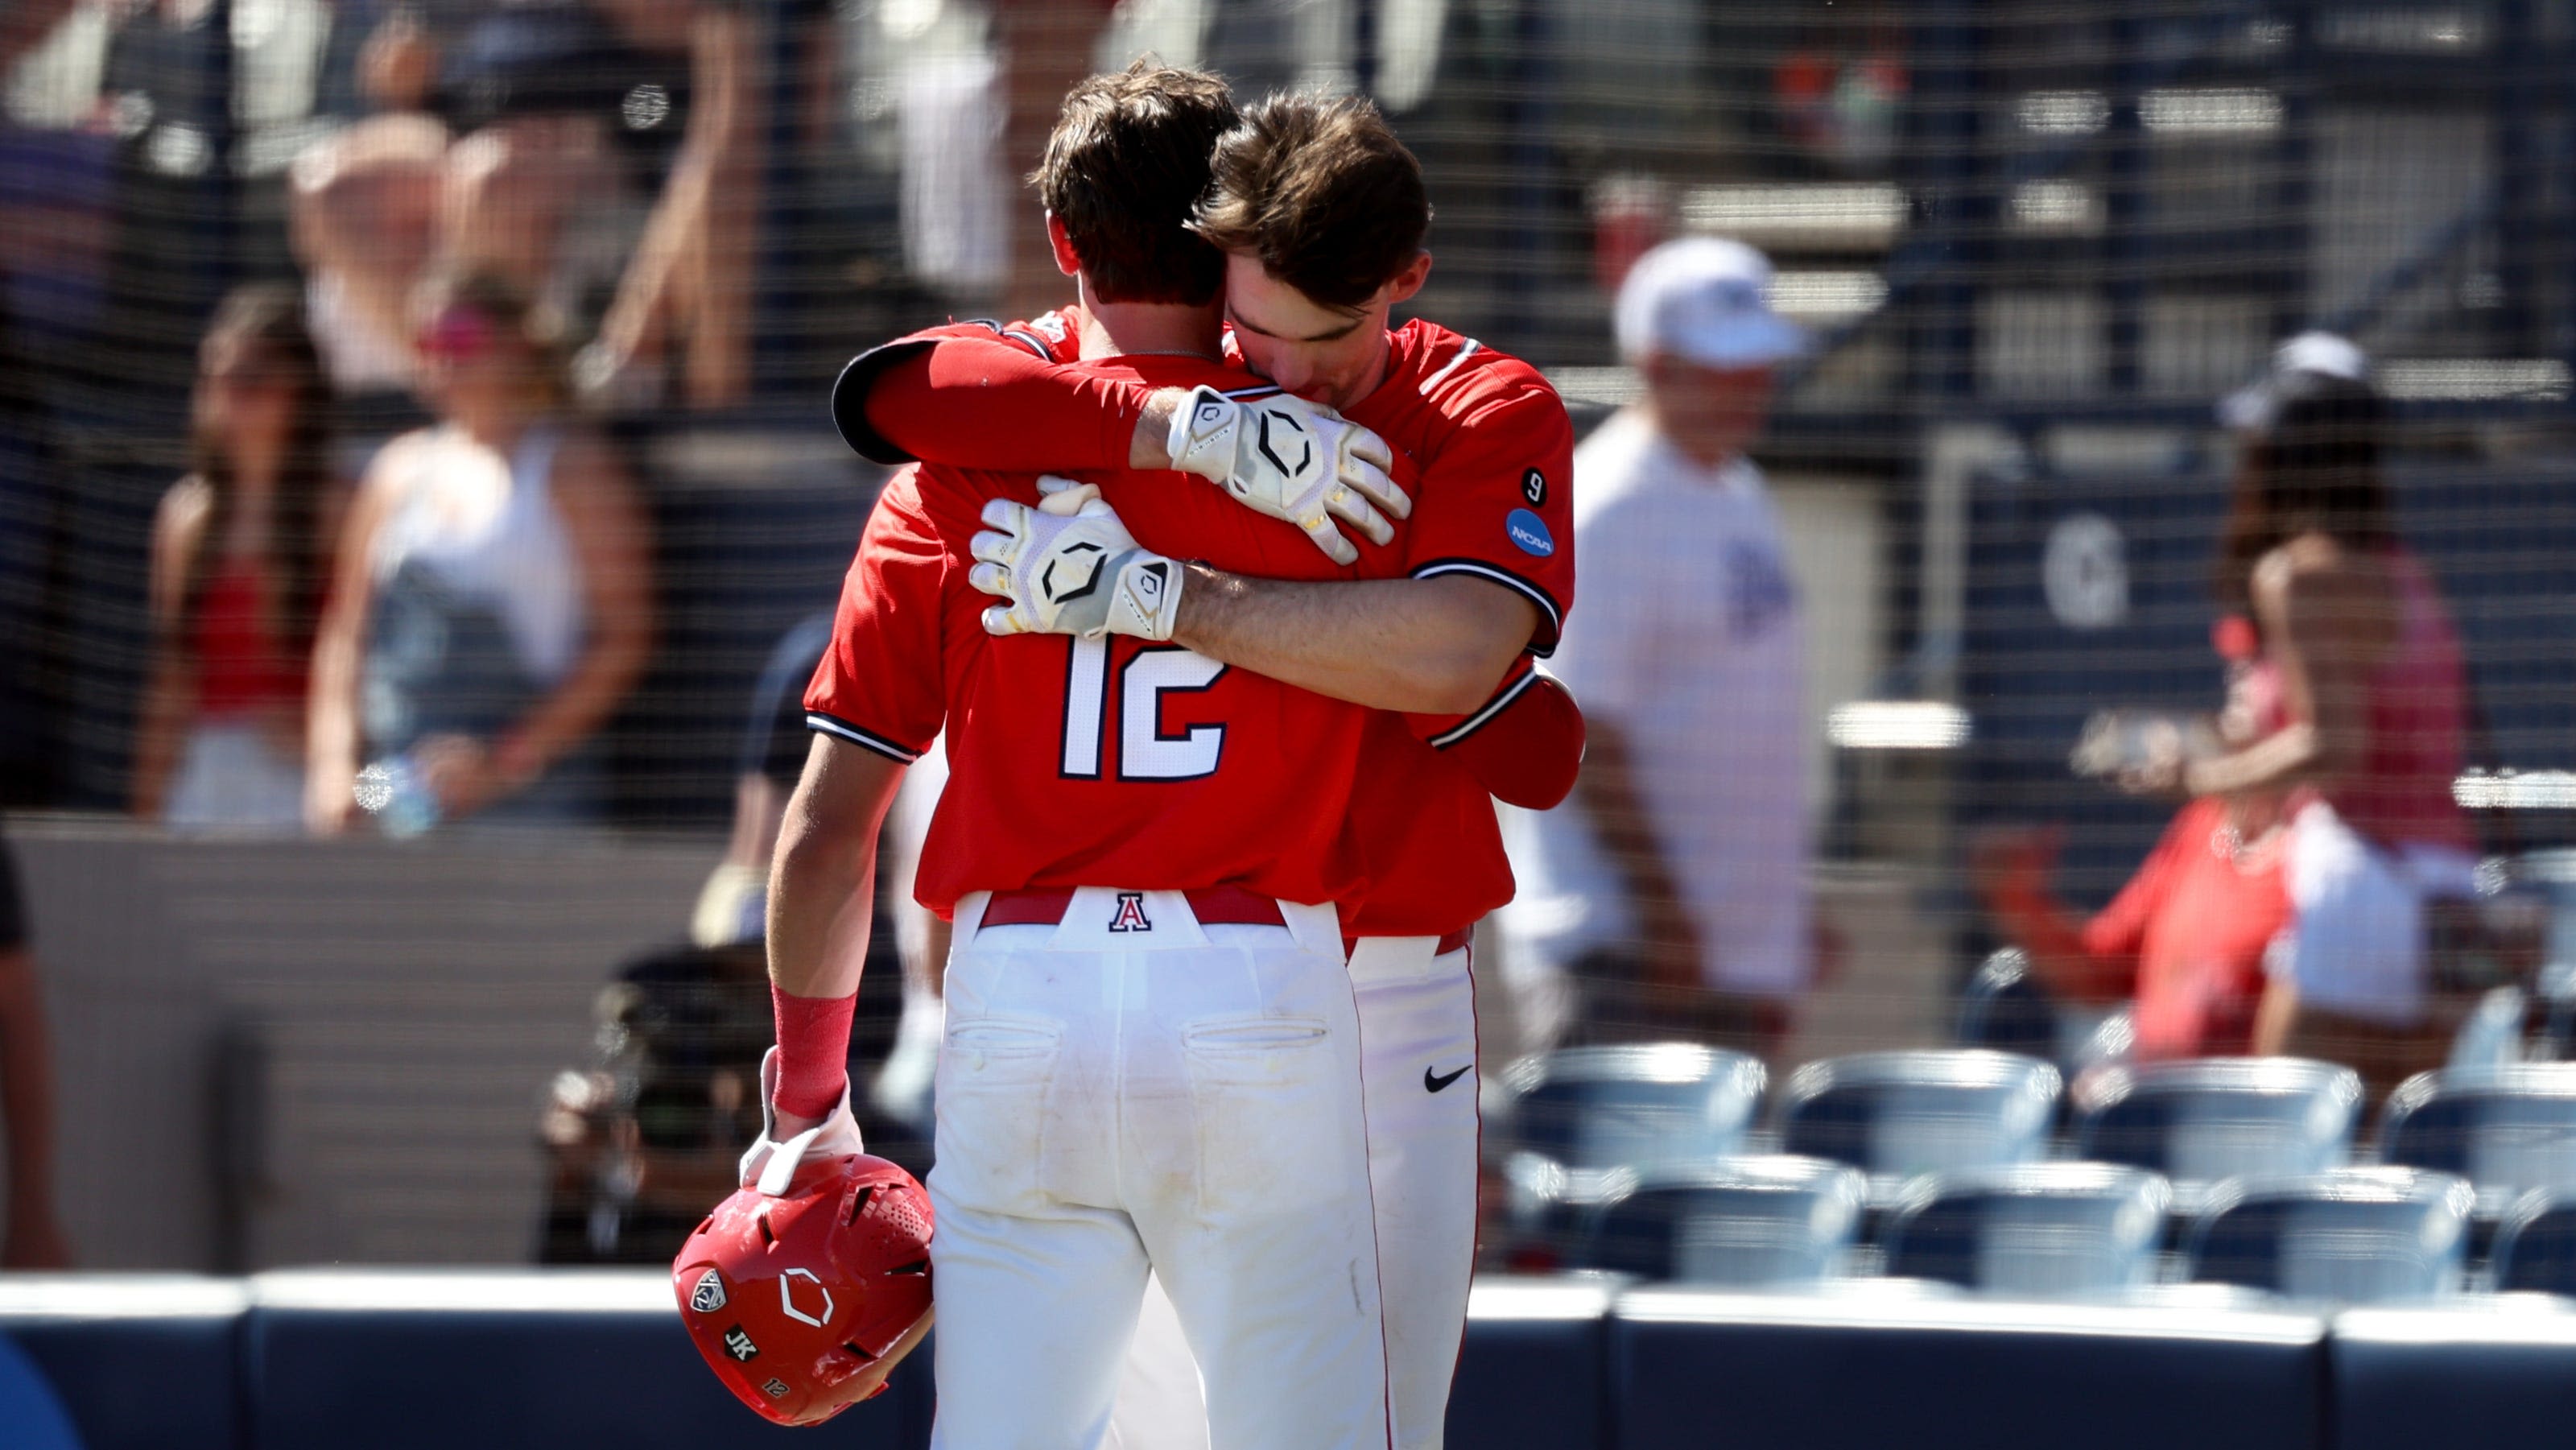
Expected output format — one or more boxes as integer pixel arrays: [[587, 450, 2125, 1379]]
[[1494, 1044, 1766, 1249], [2448, 987, 2529, 1072], [1880, 1162, 2171, 1298], [1497, 1043, 1769, 1176], [1572, 1155, 1866, 1286], [2071, 1058, 2361, 1208], [2534, 962, 2576, 1062], [1777, 1051, 2062, 1196], [2186, 1167, 2475, 1303], [1954, 948, 2061, 1060], [2488, 1189, 2576, 1297], [2379, 1064, 2576, 1215]]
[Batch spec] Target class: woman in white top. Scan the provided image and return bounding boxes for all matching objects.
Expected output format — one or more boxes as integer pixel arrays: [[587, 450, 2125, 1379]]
[[307, 267, 653, 832]]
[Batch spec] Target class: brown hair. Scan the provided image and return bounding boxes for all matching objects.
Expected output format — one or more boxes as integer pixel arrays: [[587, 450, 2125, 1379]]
[[180, 283, 334, 665], [1030, 61, 1239, 307], [1191, 91, 1430, 312], [2214, 371, 2397, 613]]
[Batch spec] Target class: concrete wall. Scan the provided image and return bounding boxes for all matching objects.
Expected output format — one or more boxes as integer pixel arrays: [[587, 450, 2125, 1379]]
[[6, 817, 719, 1270]]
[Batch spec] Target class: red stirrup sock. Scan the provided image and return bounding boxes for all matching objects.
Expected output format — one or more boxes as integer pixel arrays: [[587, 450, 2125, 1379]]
[[770, 985, 859, 1121]]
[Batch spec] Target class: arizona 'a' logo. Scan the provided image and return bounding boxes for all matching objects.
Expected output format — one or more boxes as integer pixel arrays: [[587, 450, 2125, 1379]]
[[1108, 892, 1152, 932]]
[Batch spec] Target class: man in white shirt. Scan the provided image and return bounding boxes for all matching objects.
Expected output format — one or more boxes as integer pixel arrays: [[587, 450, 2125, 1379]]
[[1509, 237, 1813, 1060]]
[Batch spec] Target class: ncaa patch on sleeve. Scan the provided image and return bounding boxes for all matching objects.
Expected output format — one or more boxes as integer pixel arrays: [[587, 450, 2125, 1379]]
[[1505, 508, 1555, 557]]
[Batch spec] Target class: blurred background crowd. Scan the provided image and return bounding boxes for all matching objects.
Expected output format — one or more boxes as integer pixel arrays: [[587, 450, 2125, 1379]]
[[2, 0, 2575, 1310]]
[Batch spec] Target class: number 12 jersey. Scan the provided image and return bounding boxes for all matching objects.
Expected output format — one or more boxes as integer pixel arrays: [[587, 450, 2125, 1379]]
[[804, 353, 1410, 919]]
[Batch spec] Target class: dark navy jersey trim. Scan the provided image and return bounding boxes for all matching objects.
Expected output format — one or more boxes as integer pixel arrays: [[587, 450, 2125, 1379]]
[[1410, 558, 1565, 657], [829, 338, 938, 466], [805, 712, 924, 764], [1428, 666, 1539, 749]]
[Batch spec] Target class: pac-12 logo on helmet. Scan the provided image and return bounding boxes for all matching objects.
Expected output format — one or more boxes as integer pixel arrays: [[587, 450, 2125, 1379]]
[[689, 1269, 727, 1313], [674, 1152, 935, 1427]]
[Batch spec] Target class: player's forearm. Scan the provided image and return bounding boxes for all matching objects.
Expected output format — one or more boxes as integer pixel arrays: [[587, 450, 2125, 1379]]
[[765, 740, 906, 1001], [1129, 388, 1187, 469], [766, 818, 881, 1002], [1172, 571, 1533, 715]]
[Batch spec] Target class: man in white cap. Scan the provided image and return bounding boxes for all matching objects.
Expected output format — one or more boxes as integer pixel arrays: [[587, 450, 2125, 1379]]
[[1508, 236, 1814, 1059]]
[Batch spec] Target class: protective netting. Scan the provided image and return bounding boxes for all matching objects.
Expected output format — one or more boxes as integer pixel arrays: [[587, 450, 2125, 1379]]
[[2, 0, 2574, 1273]]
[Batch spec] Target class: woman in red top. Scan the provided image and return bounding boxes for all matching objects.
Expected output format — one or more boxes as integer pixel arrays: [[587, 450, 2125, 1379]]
[[2164, 358, 2476, 1096], [132, 286, 338, 829], [1976, 623, 2294, 1060]]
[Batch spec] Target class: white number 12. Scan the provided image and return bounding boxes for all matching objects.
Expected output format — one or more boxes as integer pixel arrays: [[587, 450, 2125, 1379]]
[[1059, 638, 1229, 781]]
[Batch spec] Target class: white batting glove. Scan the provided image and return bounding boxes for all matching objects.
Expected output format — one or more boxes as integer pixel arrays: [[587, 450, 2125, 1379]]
[[738, 1046, 869, 1196], [1164, 386, 1409, 565], [969, 480, 1185, 641]]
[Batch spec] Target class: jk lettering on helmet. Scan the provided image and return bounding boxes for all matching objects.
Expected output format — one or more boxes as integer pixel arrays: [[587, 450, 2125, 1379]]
[[723, 1325, 760, 1362]]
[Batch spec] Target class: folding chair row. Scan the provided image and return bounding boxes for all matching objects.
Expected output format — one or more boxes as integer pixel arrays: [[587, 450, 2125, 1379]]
[[1571, 1157, 2503, 1306], [1497, 1048, 2576, 1230]]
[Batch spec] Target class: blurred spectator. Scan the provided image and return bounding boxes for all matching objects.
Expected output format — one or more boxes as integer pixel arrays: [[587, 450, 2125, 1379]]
[[2149, 337, 2475, 1096], [288, 110, 448, 436], [306, 267, 652, 834], [1971, 621, 2294, 1061], [292, 0, 757, 417], [0, 838, 70, 1266], [87, 0, 236, 420], [1510, 238, 1814, 1061], [130, 285, 337, 830]]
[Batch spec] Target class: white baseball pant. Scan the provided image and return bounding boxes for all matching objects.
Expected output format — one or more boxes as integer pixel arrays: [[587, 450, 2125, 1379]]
[[1108, 936, 1480, 1450], [927, 887, 1391, 1450]]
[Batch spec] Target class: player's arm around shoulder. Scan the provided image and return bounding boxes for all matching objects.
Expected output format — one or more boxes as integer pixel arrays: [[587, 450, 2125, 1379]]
[[831, 315, 1145, 473]]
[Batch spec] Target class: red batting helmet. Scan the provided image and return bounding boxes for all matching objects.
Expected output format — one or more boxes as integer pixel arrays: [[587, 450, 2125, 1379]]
[[672, 1152, 935, 1426]]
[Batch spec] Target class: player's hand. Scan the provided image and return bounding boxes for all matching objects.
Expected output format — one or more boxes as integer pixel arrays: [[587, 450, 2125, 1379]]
[[1164, 386, 1409, 565], [738, 1046, 869, 1196], [968, 481, 1185, 642]]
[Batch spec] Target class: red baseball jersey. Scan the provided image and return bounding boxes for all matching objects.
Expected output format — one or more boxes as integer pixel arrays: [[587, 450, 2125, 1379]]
[[807, 353, 1409, 919], [1329, 320, 1577, 936], [829, 311, 1579, 936]]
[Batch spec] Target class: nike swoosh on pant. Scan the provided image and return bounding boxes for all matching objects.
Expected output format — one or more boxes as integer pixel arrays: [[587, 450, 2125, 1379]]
[[1423, 1064, 1471, 1093]]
